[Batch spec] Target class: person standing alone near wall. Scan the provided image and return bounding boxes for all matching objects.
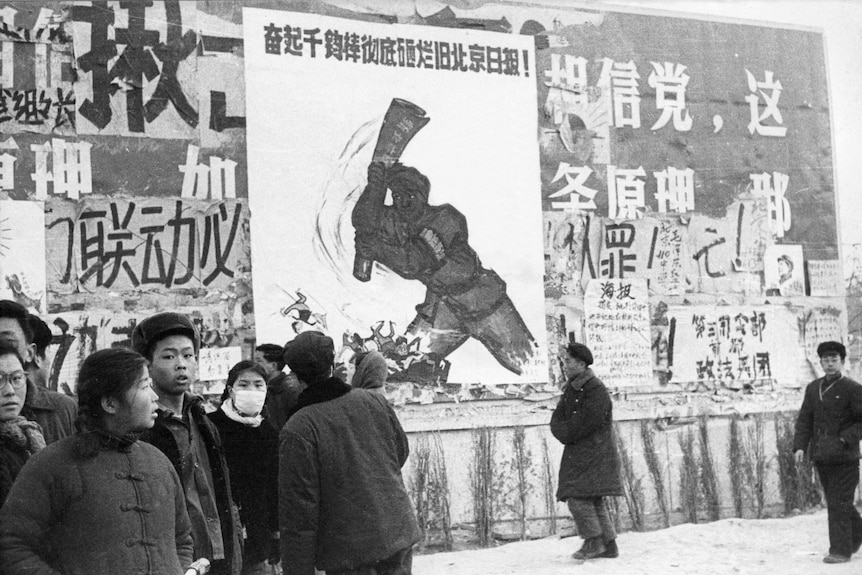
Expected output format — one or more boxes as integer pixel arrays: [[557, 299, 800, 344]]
[[793, 340, 862, 564], [551, 342, 622, 561]]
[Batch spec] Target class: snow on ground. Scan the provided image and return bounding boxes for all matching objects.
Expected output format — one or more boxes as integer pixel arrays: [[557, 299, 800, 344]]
[[414, 510, 858, 575]]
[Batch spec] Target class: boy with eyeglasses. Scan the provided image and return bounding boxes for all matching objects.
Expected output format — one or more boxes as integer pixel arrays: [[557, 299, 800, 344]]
[[0, 300, 75, 444]]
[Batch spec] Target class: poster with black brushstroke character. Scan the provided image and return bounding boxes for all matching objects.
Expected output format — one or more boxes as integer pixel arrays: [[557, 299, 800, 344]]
[[244, 8, 547, 386]]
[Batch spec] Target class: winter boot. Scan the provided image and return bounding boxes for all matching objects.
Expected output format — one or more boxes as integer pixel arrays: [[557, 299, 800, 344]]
[[598, 539, 619, 558], [823, 554, 850, 564], [572, 537, 606, 560]]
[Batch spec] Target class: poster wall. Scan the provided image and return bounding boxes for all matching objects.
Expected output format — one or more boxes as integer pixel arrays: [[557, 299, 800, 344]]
[[244, 8, 548, 385]]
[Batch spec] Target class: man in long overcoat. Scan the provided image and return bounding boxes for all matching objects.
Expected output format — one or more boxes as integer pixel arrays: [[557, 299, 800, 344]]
[[551, 342, 622, 560]]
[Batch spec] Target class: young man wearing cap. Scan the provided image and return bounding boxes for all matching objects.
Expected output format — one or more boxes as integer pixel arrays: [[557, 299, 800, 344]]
[[278, 330, 420, 575], [0, 300, 76, 444], [794, 341, 862, 564], [133, 312, 243, 575], [551, 342, 622, 561]]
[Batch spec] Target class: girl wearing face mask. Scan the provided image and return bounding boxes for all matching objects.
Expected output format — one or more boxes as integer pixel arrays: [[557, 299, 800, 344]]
[[208, 361, 280, 575]]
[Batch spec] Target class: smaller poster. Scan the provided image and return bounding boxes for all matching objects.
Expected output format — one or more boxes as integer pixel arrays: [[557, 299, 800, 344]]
[[764, 244, 805, 296], [199, 345, 243, 382], [584, 278, 653, 388], [807, 260, 844, 297]]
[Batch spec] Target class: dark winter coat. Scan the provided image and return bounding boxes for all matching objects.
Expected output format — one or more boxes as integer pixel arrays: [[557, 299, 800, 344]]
[[20, 381, 77, 445], [793, 373, 862, 463], [0, 441, 27, 506], [551, 368, 622, 500], [279, 378, 420, 575], [141, 394, 243, 575], [0, 432, 193, 575], [264, 371, 304, 434], [208, 408, 279, 565]]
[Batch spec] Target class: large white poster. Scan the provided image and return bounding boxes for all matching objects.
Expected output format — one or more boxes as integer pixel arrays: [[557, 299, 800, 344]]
[[244, 8, 547, 385]]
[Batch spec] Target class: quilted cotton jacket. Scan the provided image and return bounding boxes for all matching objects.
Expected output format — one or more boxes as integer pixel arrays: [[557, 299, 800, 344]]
[[0, 433, 193, 575], [551, 368, 623, 500]]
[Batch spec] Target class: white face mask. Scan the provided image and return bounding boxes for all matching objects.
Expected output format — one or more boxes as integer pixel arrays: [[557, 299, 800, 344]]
[[232, 389, 266, 416]]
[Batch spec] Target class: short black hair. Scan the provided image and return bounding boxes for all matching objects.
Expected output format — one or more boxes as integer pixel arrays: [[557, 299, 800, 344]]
[[28, 315, 52, 358], [0, 300, 33, 344], [256, 343, 286, 370], [817, 341, 846, 361]]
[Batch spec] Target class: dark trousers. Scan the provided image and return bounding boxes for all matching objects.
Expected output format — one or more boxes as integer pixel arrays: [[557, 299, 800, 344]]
[[326, 547, 413, 575], [567, 497, 616, 541], [816, 461, 862, 556]]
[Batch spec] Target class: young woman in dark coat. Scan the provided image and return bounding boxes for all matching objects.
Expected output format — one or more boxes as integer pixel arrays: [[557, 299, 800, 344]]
[[0, 347, 193, 575], [208, 360, 280, 575]]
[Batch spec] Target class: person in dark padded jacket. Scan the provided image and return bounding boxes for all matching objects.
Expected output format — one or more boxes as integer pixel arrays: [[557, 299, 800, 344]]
[[278, 330, 420, 575], [0, 347, 192, 575], [551, 342, 622, 562], [794, 340, 862, 564]]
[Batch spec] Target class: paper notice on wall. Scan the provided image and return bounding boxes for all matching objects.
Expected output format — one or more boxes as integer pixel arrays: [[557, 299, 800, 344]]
[[667, 304, 812, 388], [0, 200, 46, 313], [800, 308, 844, 379], [584, 278, 653, 387], [199, 346, 242, 382], [808, 260, 844, 297], [764, 244, 805, 296]]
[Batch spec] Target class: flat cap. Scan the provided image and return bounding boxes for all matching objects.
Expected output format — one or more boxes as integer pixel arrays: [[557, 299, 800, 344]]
[[565, 342, 594, 366], [283, 331, 335, 383]]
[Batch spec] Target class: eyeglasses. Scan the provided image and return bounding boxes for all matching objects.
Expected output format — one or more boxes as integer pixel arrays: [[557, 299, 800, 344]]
[[0, 371, 27, 390]]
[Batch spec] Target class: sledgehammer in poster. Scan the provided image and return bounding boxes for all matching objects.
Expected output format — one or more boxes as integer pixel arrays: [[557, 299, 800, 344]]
[[243, 8, 547, 386]]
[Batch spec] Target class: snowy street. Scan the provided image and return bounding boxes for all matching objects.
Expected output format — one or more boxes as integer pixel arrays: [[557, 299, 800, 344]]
[[415, 510, 857, 575]]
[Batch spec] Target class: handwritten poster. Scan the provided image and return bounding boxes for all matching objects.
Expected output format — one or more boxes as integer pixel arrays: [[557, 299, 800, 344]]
[[199, 345, 243, 382], [799, 308, 844, 378], [808, 259, 844, 297], [584, 278, 652, 387], [667, 304, 810, 388]]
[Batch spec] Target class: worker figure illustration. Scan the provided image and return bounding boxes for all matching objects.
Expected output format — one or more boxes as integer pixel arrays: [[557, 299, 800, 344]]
[[352, 160, 537, 376]]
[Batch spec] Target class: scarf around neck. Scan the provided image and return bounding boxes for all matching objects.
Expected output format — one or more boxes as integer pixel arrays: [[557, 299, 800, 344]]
[[220, 398, 264, 427], [0, 416, 46, 455]]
